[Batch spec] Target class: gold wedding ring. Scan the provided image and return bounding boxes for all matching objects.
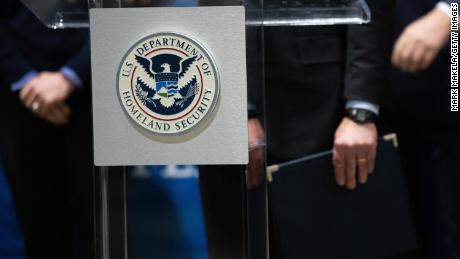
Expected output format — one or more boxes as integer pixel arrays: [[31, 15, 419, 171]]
[[358, 158, 367, 163], [32, 101, 40, 112]]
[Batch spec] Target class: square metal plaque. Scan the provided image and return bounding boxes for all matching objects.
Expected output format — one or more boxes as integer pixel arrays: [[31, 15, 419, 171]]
[[90, 6, 248, 165]]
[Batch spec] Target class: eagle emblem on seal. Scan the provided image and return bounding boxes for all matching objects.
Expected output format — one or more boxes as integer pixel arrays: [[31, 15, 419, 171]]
[[134, 53, 199, 115]]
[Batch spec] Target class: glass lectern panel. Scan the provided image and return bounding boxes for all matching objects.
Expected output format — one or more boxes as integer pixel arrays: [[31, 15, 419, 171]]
[[19, 0, 89, 28], [20, 0, 370, 28], [16, 1, 266, 259], [90, 2, 265, 258]]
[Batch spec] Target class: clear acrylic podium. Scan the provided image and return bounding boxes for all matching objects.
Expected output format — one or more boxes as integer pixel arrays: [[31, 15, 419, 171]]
[[21, 0, 369, 28], [20, 1, 370, 259]]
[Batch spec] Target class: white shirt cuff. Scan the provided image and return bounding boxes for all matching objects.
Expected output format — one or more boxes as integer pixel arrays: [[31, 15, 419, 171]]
[[11, 70, 38, 92], [436, 2, 451, 17], [346, 100, 380, 116]]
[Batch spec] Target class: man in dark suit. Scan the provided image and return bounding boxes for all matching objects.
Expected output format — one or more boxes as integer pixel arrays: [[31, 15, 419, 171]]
[[0, 1, 94, 259], [391, 1, 459, 258], [260, 1, 395, 258], [199, 0, 395, 258], [261, 0, 394, 188]]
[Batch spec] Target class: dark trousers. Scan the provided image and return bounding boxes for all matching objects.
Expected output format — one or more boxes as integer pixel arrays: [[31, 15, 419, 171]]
[[435, 142, 460, 259], [199, 165, 246, 259], [391, 47, 460, 259], [395, 119, 460, 259], [0, 86, 95, 259]]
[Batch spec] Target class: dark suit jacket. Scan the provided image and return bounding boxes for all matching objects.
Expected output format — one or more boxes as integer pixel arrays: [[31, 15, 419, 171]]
[[0, 2, 90, 88], [0, 3, 94, 259], [198, 2, 395, 259], [265, 0, 394, 159]]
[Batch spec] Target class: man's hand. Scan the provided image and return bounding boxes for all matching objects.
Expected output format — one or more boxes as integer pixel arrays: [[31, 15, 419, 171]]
[[247, 118, 265, 190], [20, 71, 75, 125], [40, 103, 72, 125], [333, 117, 377, 190], [392, 8, 451, 73]]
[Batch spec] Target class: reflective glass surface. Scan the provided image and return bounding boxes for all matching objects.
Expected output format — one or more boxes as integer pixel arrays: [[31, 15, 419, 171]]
[[88, 1, 267, 259], [20, 0, 370, 28], [126, 166, 209, 259]]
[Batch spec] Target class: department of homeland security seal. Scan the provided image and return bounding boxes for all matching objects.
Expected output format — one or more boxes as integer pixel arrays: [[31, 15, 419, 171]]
[[117, 32, 220, 136]]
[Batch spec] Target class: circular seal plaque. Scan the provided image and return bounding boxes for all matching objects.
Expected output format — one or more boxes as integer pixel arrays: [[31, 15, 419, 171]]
[[117, 32, 220, 136]]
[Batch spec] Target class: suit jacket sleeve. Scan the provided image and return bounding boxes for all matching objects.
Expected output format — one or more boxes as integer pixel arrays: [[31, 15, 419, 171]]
[[0, 19, 35, 86], [65, 33, 91, 86], [343, 0, 395, 106]]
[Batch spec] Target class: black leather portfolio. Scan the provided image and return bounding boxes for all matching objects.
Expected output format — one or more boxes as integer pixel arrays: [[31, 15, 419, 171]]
[[268, 135, 417, 259]]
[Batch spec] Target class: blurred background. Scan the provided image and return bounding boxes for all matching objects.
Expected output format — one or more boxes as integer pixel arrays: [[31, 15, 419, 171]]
[[0, 164, 209, 259]]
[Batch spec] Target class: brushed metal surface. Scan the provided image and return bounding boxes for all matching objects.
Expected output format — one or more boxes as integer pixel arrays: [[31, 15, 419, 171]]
[[90, 6, 248, 165]]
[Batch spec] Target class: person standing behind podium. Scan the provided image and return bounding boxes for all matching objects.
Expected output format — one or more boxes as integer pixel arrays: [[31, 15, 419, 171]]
[[0, 1, 94, 259], [391, 1, 460, 258], [260, 0, 394, 189], [197, 0, 395, 259], [258, 1, 395, 257]]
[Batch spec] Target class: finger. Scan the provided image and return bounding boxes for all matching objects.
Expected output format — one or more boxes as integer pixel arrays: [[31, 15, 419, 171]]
[[411, 40, 432, 73], [391, 33, 405, 64], [40, 109, 59, 124], [23, 87, 40, 109], [30, 97, 45, 116], [406, 39, 428, 72], [419, 48, 437, 71], [395, 32, 418, 72], [49, 103, 71, 118], [399, 41, 416, 72], [332, 148, 346, 187], [52, 106, 69, 125], [47, 112, 67, 125], [367, 142, 377, 174], [19, 79, 37, 102], [345, 148, 357, 189], [419, 52, 433, 71], [391, 43, 399, 66], [357, 149, 368, 185], [391, 39, 403, 67], [43, 106, 68, 125], [37, 101, 53, 117], [408, 43, 425, 73], [392, 33, 409, 68]]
